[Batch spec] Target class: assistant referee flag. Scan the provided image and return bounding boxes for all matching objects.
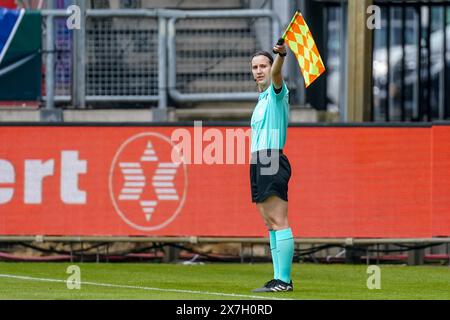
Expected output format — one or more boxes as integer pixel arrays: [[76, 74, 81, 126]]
[[282, 11, 326, 88]]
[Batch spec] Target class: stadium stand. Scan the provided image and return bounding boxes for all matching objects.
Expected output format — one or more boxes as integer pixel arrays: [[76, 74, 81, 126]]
[[89, 0, 264, 120], [1, 0, 449, 265]]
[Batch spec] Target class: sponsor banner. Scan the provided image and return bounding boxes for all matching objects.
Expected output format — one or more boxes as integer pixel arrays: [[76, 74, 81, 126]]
[[0, 8, 22, 59], [0, 8, 41, 100], [0, 125, 448, 238], [292, 126, 432, 238], [0, 1, 17, 9], [432, 125, 450, 236]]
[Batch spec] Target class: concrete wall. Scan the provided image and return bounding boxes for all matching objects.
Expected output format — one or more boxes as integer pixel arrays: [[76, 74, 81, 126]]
[[0, 107, 320, 123]]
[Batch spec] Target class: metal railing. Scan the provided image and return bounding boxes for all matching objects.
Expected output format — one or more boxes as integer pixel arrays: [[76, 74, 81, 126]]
[[1, 235, 450, 245], [41, 9, 281, 110], [372, 2, 450, 122], [42, 9, 162, 109], [167, 9, 280, 102]]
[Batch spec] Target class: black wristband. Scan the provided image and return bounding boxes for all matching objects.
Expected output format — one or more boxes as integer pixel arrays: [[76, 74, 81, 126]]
[[279, 52, 287, 57]]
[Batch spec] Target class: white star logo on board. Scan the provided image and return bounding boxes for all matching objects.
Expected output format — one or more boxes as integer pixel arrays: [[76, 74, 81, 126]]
[[109, 133, 187, 231]]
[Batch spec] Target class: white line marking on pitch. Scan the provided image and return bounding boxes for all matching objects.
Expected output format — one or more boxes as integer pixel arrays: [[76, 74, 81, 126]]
[[0, 274, 294, 300]]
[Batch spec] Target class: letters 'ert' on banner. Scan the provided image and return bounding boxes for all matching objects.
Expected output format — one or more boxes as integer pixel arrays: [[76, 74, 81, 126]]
[[282, 11, 326, 88]]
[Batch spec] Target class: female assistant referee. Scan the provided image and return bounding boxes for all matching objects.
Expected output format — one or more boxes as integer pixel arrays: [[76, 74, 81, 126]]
[[250, 41, 294, 293]]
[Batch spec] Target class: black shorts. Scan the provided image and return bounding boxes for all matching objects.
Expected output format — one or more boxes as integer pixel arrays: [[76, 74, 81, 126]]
[[250, 149, 292, 203]]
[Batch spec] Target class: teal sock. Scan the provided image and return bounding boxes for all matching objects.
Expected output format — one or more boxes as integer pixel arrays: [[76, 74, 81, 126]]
[[275, 228, 294, 283], [269, 230, 279, 280]]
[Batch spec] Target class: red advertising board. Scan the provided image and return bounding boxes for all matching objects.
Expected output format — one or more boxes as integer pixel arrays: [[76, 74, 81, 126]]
[[432, 125, 450, 237], [0, 125, 449, 238]]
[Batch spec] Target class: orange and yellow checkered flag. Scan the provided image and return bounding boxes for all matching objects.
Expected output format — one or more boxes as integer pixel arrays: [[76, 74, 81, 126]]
[[282, 11, 326, 88]]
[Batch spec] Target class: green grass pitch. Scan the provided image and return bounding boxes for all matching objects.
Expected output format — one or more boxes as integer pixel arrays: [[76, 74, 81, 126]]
[[0, 262, 449, 300]]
